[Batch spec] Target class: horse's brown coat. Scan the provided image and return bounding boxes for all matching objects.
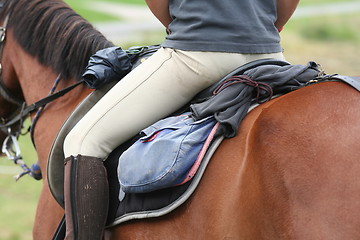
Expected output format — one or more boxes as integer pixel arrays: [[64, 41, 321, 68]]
[[1, 0, 360, 239]]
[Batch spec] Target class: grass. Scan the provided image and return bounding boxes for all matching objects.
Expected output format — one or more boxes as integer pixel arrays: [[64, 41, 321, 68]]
[[0, 173, 41, 240], [1, 0, 359, 239], [101, 0, 145, 5], [64, 0, 121, 22], [300, 0, 359, 5], [64, 0, 146, 22], [281, 31, 360, 76], [286, 13, 360, 43], [282, 11, 360, 75]]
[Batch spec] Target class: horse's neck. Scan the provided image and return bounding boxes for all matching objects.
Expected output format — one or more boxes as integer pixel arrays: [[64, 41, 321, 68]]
[[6, 37, 92, 172]]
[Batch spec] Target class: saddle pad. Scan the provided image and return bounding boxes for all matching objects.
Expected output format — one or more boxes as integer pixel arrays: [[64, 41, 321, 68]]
[[105, 135, 224, 227], [106, 104, 262, 226]]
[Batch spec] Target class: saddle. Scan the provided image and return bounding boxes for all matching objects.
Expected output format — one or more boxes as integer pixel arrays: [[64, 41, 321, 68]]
[[47, 53, 290, 226]]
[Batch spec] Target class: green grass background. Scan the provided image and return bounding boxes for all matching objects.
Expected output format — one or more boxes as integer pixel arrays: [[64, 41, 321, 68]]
[[1, 0, 359, 239]]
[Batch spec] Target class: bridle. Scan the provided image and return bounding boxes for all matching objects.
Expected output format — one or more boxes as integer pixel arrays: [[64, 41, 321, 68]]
[[0, 15, 22, 107], [0, 10, 84, 180], [0, 14, 24, 127]]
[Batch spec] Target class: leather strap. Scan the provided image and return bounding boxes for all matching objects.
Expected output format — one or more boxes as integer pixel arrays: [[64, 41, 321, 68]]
[[0, 78, 23, 106], [0, 80, 84, 129], [331, 75, 360, 91], [52, 215, 66, 240]]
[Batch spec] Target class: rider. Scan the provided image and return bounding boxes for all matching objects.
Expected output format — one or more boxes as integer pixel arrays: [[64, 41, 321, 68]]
[[63, 0, 300, 239]]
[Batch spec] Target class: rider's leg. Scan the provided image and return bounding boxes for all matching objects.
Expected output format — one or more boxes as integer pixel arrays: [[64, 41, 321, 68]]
[[64, 48, 284, 158]]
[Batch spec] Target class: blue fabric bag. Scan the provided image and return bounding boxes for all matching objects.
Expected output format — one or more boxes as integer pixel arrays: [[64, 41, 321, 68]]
[[118, 113, 217, 193]]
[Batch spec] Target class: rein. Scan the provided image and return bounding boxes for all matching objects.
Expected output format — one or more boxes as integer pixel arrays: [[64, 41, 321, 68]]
[[0, 13, 85, 180], [0, 78, 84, 132]]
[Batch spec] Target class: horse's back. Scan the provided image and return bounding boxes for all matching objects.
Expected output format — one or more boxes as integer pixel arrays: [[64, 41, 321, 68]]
[[242, 81, 360, 239], [110, 81, 360, 239]]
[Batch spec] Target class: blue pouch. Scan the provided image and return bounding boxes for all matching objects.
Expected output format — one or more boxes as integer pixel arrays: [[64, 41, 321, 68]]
[[118, 113, 217, 193]]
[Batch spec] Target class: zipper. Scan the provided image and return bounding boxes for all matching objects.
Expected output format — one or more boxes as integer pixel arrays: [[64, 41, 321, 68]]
[[70, 156, 79, 239]]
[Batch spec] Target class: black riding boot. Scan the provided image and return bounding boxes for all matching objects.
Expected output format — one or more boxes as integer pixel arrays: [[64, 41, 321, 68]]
[[64, 155, 109, 240]]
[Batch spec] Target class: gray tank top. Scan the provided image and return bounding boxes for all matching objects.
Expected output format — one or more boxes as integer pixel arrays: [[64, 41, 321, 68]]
[[162, 0, 282, 54]]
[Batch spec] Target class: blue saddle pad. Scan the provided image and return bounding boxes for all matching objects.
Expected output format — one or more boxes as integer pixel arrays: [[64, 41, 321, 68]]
[[118, 113, 217, 194]]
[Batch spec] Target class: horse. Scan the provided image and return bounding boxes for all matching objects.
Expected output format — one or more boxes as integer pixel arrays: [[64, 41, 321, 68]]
[[1, 0, 360, 239]]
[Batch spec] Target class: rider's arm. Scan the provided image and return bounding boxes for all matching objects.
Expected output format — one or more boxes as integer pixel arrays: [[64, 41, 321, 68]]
[[145, 0, 172, 28], [275, 0, 300, 31]]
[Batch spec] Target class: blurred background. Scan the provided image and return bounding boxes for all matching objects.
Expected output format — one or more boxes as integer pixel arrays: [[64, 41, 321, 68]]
[[0, 0, 359, 239]]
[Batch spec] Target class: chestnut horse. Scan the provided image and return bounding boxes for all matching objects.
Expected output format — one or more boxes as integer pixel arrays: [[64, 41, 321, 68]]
[[1, 0, 360, 239]]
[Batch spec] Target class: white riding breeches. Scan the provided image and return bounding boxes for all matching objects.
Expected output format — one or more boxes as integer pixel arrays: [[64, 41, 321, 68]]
[[63, 47, 284, 158]]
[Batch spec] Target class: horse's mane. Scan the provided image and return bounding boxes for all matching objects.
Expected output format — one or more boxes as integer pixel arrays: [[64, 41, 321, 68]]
[[0, 0, 115, 80]]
